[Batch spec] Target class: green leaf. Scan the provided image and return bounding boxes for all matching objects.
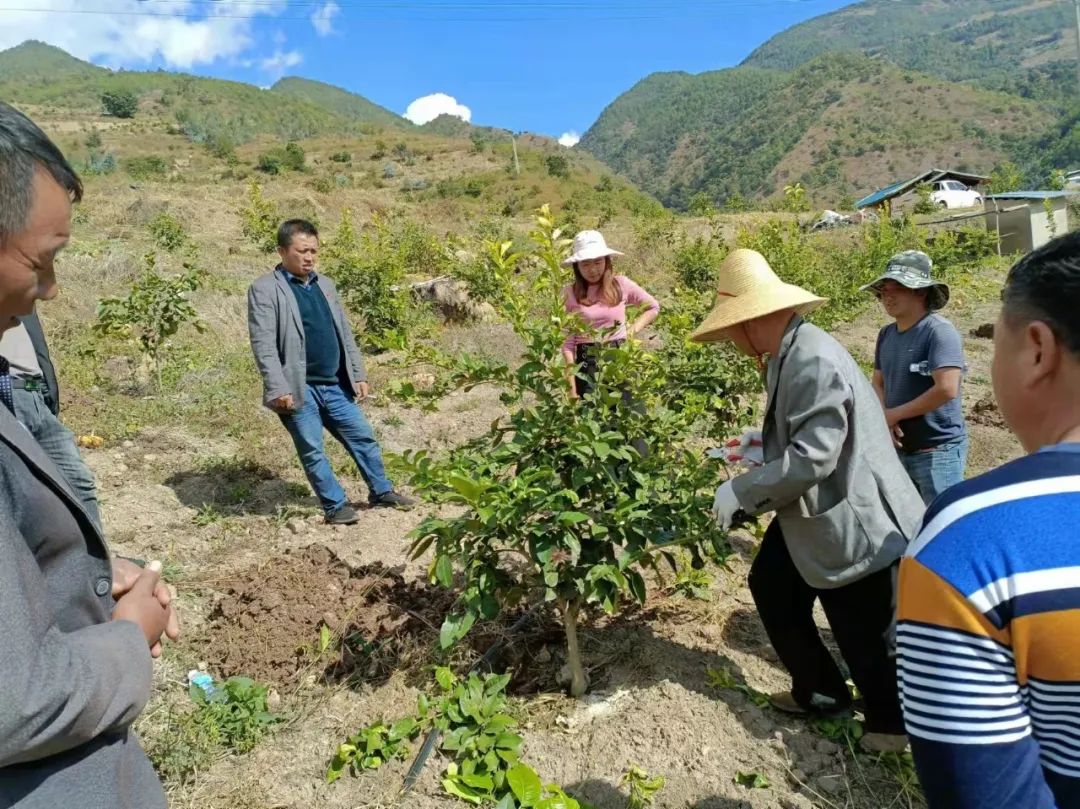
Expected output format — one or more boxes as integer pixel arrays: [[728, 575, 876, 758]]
[[557, 511, 590, 526], [627, 569, 647, 604], [461, 772, 495, 790], [496, 731, 523, 751], [448, 474, 485, 501], [442, 776, 484, 804], [408, 534, 435, 561], [507, 763, 543, 806], [389, 717, 417, 741], [734, 771, 770, 789], [319, 624, 332, 653], [435, 554, 454, 587], [495, 795, 517, 809], [435, 666, 456, 691], [439, 611, 476, 648]]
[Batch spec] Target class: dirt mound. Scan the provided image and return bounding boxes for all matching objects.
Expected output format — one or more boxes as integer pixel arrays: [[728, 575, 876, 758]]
[[970, 322, 994, 339], [970, 394, 1007, 428], [200, 545, 456, 685]]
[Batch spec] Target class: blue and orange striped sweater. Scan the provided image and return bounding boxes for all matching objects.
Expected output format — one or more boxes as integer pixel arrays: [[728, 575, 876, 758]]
[[897, 443, 1080, 808]]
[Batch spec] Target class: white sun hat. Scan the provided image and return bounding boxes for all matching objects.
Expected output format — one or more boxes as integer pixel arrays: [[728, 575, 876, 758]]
[[561, 230, 625, 267]]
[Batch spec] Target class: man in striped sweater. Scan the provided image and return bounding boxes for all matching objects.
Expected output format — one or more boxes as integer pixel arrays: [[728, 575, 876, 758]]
[[897, 231, 1080, 808]]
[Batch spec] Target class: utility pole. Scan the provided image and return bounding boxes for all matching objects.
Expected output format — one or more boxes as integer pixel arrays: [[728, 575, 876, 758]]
[[511, 132, 521, 176], [1075, 0, 1080, 93]]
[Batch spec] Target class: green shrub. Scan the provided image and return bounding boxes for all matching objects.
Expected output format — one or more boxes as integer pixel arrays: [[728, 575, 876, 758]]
[[687, 192, 717, 217], [321, 212, 420, 350], [237, 182, 279, 253], [988, 162, 1024, 194], [913, 182, 936, 215], [101, 89, 138, 119], [205, 132, 237, 163], [673, 237, 727, 292], [83, 152, 117, 176], [123, 155, 169, 180], [256, 142, 305, 174], [84, 129, 103, 150], [723, 193, 750, 213], [283, 141, 306, 171], [148, 212, 188, 252], [94, 253, 206, 390], [329, 151, 352, 163], [147, 675, 278, 785], [256, 151, 282, 175], [545, 153, 570, 178]]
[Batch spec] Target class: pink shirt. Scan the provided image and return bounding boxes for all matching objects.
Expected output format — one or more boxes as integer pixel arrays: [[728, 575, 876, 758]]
[[562, 275, 660, 353]]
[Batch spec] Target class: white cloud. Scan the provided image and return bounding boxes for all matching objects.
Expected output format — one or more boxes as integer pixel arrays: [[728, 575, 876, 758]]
[[259, 49, 303, 77], [404, 93, 472, 125], [0, 0, 292, 71], [558, 131, 580, 148], [311, 1, 340, 37]]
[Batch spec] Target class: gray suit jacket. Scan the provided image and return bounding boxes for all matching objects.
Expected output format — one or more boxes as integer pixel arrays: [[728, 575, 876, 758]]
[[732, 316, 924, 589], [0, 407, 164, 808], [247, 268, 367, 409], [18, 311, 59, 415]]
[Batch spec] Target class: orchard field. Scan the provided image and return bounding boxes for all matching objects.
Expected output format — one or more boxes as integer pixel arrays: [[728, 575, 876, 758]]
[[30, 103, 1022, 809]]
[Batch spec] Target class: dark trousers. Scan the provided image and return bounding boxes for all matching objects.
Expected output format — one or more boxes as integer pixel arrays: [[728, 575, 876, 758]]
[[748, 519, 904, 735]]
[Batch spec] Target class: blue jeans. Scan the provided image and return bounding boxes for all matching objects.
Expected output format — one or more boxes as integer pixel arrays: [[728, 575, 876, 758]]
[[13, 386, 102, 528], [900, 435, 968, 506], [279, 383, 393, 515]]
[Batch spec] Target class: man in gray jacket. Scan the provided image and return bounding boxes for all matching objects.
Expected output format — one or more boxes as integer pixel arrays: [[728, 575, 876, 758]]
[[0, 102, 176, 807], [247, 219, 413, 524], [693, 248, 925, 754]]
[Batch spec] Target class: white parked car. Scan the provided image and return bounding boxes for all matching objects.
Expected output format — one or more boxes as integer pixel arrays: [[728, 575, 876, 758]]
[[930, 179, 982, 209]]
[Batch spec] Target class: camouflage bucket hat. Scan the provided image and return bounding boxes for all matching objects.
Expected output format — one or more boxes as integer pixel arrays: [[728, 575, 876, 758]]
[[861, 250, 950, 310]]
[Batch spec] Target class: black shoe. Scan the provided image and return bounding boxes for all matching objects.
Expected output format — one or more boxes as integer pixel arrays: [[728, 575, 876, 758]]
[[370, 490, 416, 509], [326, 504, 360, 525]]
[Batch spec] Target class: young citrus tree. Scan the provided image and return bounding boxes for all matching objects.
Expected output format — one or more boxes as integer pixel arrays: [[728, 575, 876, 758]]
[[95, 252, 206, 390], [402, 207, 755, 697]]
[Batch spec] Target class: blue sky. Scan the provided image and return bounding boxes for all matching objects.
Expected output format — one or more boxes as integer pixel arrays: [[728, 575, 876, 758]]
[[0, 0, 857, 142]]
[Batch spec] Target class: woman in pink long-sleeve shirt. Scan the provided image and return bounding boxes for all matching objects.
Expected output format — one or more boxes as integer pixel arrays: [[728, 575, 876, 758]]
[[560, 230, 660, 399]]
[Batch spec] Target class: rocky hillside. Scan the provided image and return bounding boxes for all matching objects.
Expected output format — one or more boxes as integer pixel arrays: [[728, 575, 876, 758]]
[[743, 0, 1074, 100]]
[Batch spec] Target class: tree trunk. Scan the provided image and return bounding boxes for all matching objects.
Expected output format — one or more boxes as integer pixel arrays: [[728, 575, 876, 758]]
[[561, 598, 589, 698]]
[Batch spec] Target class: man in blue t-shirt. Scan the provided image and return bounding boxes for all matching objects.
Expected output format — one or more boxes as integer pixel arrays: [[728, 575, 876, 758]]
[[863, 250, 967, 504]]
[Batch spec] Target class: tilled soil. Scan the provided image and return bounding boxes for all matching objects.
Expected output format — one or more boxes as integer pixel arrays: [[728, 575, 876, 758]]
[[197, 545, 458, 685], [969, 393, 1008, 429]]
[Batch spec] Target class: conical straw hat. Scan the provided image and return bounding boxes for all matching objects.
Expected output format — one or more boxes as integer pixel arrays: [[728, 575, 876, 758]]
[[690, 248, 827, 344]]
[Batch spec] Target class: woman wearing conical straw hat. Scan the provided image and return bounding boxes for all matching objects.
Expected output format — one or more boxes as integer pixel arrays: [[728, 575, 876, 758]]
[[692, 249, 925, 754]]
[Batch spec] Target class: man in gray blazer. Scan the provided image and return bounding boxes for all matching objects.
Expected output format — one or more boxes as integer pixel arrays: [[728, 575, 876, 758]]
[[247, 219, 414, 525], [0, 310, 101, 526], [692, 248, 924, 754], [0, 102, 176, 807]]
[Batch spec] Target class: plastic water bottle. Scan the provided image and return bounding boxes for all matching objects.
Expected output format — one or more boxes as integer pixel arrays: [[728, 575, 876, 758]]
[[187, 670, 218, 698]]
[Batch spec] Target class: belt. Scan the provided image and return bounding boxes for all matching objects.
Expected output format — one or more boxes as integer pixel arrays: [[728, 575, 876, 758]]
[[11, 376, 45, 392]]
